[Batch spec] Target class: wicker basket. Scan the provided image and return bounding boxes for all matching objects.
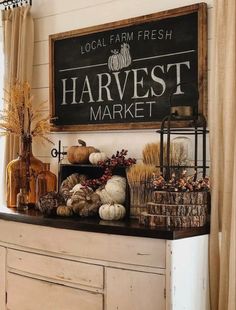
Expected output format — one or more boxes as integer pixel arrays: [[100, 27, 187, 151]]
[[129, 181, 153, 218]]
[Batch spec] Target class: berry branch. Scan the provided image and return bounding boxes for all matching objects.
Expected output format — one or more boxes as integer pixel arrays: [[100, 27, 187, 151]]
[[82, 150, 136, 190], [152, 171, 210, 192]]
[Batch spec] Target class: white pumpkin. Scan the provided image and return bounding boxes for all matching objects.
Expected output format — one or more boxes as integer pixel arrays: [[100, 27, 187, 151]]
[[96, 175, 126, 204], [70, 183, 84, 193], [89, 152, 107, 165], [66, 198, 73, 207], [105, 175, 126, 204], [96, 187, 113, 204], [70, 183, 92, 194], [99, 203, 126, 220]]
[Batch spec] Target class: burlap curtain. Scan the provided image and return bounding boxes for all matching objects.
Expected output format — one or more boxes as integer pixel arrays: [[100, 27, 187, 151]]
[[209, 0, 236, 309], [2, 5, 34, 163]]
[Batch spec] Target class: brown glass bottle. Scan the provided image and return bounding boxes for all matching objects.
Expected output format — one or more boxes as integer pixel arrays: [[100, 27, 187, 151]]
[[6, 135, 44, 208], [16, 188, 29, 211], [36, 163, 57, 202]]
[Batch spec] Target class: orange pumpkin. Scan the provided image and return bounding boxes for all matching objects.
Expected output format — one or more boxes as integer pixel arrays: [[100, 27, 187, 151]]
[[67, 140, 97, 164]]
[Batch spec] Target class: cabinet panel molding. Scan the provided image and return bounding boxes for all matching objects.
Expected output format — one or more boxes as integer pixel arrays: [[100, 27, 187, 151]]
[[106, 267, 165, 310], [8, 249, 104, 289], [0, 246, 6, 310], [7, 273, 103, 310], [0, 220, 166, 268]]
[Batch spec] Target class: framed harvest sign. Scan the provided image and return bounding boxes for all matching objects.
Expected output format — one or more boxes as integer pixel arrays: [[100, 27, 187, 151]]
[[49, 3, 207, 131]]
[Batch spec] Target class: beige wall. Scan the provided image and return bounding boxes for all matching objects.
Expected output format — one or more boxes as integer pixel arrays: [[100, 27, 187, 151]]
[[31, 0, 214, 176]]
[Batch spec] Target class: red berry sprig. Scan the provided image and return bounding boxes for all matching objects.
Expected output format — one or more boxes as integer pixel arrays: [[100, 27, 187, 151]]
[[98, 149, 136, 169], [82, 150, 136, 190]]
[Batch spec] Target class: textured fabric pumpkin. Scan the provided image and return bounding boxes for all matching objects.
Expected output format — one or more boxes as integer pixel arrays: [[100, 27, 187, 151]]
[[96, 187, 113, 204], [37, 192, 65, 216], [89, 152, 107, 165], [96, 175, 126, 204], [67, 139, 97, 164], [105, 175, 126, 203], [59, 173, 87, 201], [99, 203, 126, 220], [70, 187, 101, 217], [56, 205, 73, 217]]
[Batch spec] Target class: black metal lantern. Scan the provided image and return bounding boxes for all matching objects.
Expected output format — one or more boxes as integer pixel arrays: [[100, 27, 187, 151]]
[[157, 83, 209, 180]]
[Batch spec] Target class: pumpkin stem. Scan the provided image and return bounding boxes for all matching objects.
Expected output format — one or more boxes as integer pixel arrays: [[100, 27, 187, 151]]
[[78, 139, 86, 146], [111, 49, 119, 55]]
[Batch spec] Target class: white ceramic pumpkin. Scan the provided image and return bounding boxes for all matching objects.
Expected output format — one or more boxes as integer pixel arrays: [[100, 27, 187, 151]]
[[99, 203, 126, 220], [89, 152, 107, 165]]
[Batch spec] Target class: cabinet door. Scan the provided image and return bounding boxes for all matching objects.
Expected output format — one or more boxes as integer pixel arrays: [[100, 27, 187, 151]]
[[0, 246, 6, 310], [106, 268, 165, 310], [7, 273, 103, 310]]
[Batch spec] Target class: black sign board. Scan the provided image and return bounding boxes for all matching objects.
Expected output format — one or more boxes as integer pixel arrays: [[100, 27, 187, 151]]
[[49, 3, 207, 131]]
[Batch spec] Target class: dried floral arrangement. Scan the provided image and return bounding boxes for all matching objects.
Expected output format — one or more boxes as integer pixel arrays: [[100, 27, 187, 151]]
[[152, 170, 210, 192], [81, 149, 136, 190], [0, 81, 53, 143]]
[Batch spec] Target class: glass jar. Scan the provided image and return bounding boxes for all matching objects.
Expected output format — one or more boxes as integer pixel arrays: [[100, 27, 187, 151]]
[[171, 136, 193, 166], [6, 135, 44, 208], [170, 136, 193, 177], [16, 188, 28, 211], [36, 163, 57, 202]]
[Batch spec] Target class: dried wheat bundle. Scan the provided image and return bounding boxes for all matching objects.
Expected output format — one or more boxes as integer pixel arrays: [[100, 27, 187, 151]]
[[142, 141, 191, 168], [127, 163, 157, 185], [0, 81, 53, 144], [127, 163, 158, 217], [142, 143, 160, 166]]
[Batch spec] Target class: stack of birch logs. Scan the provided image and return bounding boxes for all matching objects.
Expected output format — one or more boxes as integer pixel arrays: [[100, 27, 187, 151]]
[[139, 191, 209, 228]]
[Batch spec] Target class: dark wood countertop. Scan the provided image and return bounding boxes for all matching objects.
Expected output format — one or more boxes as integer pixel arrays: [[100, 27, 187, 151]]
[[0, 206, 209, 240]]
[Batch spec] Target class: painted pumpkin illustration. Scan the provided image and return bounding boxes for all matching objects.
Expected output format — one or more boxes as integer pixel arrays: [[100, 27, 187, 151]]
[[108, 44, 132, 72]]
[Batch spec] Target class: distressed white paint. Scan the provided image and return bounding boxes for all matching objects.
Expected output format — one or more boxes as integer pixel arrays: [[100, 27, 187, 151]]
[[106, 267, 166, 310], [166, 236, 210, 310], [7, 248, 104, 289], [0, 220, 209, 310], [7, 273, 103, 310], [0, 220, 166, 268], [0, 246, 6, 309]]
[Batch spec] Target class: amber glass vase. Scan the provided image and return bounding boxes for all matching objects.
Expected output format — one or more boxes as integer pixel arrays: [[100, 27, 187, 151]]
[[36, 163, 57, 202], [6, 135, 44, 208]]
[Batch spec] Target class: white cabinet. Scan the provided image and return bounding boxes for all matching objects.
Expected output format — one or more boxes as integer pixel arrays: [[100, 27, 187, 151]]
[[7, 273, 103, 310], [7, 249, 104, 289], [0, 219, 209, 310], [0, 246, 6, 310], [106, 268, 166, 310]]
